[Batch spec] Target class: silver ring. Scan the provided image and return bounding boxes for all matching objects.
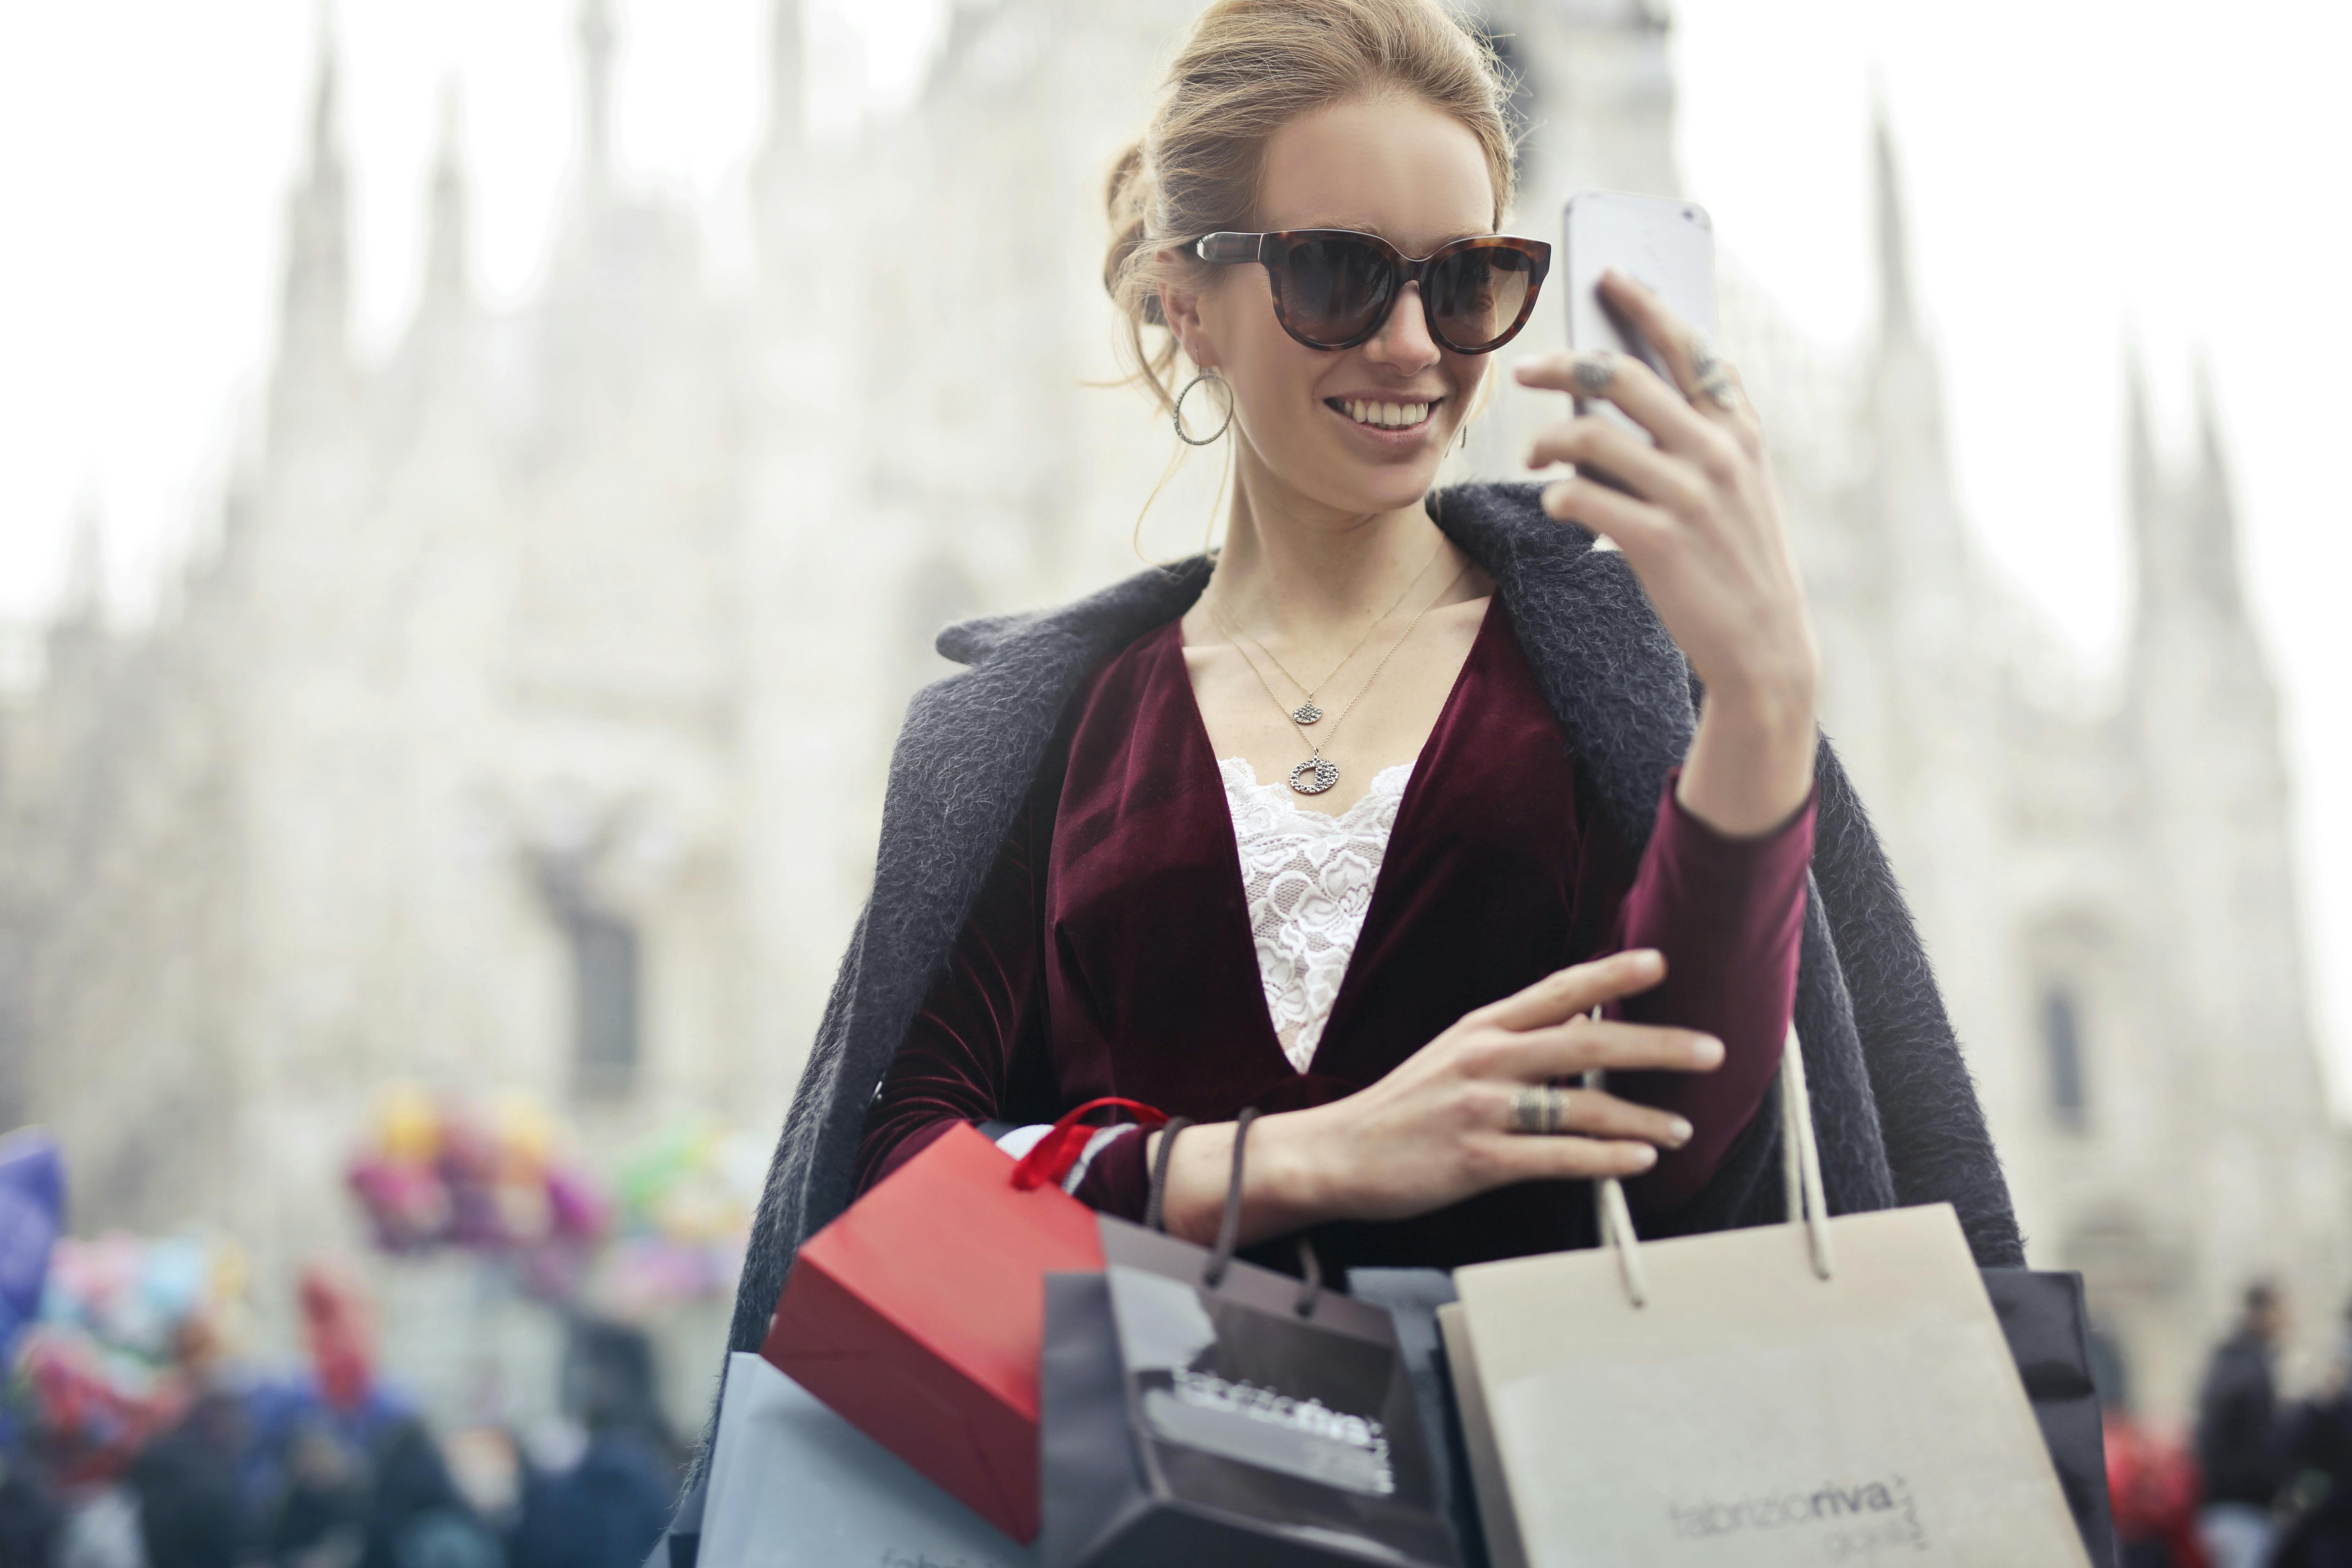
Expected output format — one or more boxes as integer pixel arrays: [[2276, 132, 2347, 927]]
[[1687, 333, 1723, 382], [1508, 1085, 1574, 1137], [1570, 351, 1618, 396]]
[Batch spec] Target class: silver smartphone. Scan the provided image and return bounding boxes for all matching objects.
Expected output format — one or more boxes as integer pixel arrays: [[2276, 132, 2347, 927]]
[[1562, 190, 1718, 440]]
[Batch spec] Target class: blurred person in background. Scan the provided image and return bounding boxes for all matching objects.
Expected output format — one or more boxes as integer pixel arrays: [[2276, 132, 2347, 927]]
[[698, 0, 2026, 1523], [0, 1455, 61, 1568], [507, 1320, 671, 1568], [357, 1421, 499, 1568], [265, 1420, 367, 1568], [2108, 1406, 2204, 1568], [2273, 1301, 2352, 1568], [128, 1390, 250, 1568], [2198, 1280, 2291, 1568]]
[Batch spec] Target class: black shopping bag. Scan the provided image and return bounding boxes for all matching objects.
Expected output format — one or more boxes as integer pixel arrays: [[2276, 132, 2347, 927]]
[[1039, 1112, 1461, 1568], [1983, 1268, 2119, 1568], [1348, 1268, 1490, 1568]]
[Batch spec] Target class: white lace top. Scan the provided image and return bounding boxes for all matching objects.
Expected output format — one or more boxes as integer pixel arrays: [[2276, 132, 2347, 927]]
[[1218, 756, 1415, 1073]]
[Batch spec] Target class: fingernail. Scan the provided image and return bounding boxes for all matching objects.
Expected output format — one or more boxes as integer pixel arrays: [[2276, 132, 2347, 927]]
[[1695, 1037, 1725, 1067], [1633, 1145, 1658, 1169], [1667, 1117, 1693, 1147]]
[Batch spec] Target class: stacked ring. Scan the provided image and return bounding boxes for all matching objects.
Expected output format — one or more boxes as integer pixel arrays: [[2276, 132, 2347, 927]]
[[1507, 1084, 1573, 1137], [1686, 336, 1740, 410]]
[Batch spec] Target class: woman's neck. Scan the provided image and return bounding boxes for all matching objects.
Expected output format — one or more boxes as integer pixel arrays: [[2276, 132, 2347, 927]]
[[1210, 453, 1459, 640]]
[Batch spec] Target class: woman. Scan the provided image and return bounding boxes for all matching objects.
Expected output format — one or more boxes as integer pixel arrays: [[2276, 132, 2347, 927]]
[[702, 0, 2020, 1470]]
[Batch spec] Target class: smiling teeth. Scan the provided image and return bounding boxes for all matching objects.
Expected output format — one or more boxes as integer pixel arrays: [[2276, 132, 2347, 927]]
[[1345, 399, 1431, 428]]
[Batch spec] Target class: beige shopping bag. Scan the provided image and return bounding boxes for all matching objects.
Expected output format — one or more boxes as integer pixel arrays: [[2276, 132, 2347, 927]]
[[1446, 1029, 2088, 1568]]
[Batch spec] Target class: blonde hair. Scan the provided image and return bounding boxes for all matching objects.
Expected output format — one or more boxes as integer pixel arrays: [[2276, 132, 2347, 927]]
[[1104, 0, 1520, 413]]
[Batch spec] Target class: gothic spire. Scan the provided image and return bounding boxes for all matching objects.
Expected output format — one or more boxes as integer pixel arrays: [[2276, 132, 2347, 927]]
[[578, 0, 616, 199], [2185, 354, 2247, 617], [272, 7, 352, 437], [2124, 336, 2158, 532], [59, 497, 104, 628], [420, 80, 471, 317], [765, 0, 804, 153], [1872, 100, 1916, 342], [2128, 347, 2249, 627]]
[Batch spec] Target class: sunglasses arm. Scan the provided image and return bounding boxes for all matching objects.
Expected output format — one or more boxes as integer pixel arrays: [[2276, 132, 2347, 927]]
[[1193, 232, 1267, 265]]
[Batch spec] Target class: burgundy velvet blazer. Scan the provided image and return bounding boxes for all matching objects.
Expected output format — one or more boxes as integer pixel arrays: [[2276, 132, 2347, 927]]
[[852, 597, 1816, 1277]]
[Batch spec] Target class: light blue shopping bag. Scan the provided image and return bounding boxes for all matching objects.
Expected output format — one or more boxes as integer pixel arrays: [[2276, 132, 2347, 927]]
[[699, 1352, 1041, 1568]]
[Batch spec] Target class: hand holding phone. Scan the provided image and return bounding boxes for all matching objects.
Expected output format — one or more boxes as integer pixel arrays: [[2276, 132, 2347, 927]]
[[1513, 195, 1821, 839]]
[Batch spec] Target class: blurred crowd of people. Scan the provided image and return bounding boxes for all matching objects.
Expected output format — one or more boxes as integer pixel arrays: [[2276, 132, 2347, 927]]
[[0, 1269, 678, 1568], [2109, 1282, 2352, 1568]]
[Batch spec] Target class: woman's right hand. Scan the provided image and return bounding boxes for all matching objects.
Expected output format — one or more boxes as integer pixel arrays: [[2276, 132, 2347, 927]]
[[1149, 948, 1725, 1246]]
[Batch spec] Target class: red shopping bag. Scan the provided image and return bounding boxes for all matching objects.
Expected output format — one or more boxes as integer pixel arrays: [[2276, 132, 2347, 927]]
[[761, 1099, 1163, 1543]]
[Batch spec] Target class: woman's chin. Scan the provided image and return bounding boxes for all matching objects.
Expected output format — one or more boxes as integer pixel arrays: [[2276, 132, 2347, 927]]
[[1325, 456, 1447, 515]]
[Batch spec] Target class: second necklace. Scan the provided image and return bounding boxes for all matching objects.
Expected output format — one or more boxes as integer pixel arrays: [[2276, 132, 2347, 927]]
[[1219, 539, 1449, 725], [1210, 561, 1469, 796]]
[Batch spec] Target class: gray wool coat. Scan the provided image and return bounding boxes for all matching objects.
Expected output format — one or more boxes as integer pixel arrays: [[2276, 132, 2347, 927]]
[[689, 479, 2024, 1477]]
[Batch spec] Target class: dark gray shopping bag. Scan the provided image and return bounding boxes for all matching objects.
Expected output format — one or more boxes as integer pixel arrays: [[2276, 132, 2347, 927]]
[[695, 1350, 1039, 1568], [1038, 1111, 1461, 1568]]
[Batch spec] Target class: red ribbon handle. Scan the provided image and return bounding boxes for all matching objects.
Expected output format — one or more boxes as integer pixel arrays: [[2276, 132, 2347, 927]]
[[1008, 1097, 1168, 1192]]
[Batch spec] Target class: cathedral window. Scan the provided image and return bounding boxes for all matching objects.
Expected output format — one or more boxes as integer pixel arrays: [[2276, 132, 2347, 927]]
[[568, 907, 640, 1098], [2043, 986, 2089, 1131]]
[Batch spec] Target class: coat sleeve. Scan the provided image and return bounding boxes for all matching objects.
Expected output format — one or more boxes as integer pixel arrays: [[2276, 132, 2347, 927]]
[[1809, 739, 2026, 1266]]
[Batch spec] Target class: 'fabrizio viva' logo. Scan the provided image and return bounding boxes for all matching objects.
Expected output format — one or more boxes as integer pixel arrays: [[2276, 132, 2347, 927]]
[[1669, 1474, 1926, 1556]]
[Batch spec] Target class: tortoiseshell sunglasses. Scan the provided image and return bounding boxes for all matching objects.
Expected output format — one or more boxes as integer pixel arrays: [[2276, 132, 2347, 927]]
[[1194, 229, 1552, 354]]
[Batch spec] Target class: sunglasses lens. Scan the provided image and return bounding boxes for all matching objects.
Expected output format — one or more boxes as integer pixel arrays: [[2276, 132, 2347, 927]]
[[1270, 235, 1395, 346], [1429, 246, 1537, 351]]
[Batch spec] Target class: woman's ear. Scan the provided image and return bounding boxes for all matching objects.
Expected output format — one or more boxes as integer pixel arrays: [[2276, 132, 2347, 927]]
[[1154, 256, 1218, 369]]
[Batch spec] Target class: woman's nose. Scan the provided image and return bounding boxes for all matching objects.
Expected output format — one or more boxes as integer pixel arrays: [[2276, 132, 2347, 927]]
[[1364, 281, 1441, 374]]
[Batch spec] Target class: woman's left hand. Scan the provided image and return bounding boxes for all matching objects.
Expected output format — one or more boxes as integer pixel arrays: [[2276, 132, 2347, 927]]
[[1513, 269, 1820, 836]]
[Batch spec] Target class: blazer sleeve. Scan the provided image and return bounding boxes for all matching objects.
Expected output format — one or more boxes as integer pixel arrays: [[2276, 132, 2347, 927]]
[[1599, 769, 1816, 1214]]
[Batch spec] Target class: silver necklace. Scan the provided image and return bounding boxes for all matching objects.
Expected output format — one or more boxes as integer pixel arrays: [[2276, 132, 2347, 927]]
[[1212, 540, 1448, 724], [1210, 565, 1469, 796]]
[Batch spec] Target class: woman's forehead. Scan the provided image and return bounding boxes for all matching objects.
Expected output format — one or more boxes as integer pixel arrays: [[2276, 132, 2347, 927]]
[[1254, 94, 1497, 246]]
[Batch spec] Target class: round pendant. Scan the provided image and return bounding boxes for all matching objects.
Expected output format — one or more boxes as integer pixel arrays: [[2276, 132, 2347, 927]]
[[1289, 757, 1341, 796], [1290, 702, 1324, 726]]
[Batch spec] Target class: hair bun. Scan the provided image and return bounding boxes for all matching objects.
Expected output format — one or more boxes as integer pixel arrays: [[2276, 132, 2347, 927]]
[[1104, 141, 1154, 303]]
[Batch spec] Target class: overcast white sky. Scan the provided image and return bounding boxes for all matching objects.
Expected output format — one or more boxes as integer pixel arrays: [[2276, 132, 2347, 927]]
[[1, 0, 2345, 1104]]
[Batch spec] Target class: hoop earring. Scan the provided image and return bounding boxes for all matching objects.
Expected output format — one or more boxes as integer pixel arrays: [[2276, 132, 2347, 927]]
[[1173, 369, 1234, 446]]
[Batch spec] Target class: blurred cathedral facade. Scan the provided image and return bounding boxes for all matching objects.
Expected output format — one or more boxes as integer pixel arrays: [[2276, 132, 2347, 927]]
[[0, 0, 2338, 1425]]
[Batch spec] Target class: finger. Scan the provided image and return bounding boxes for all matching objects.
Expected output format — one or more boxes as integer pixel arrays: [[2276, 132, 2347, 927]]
[[1480, 1082, 1693, 1148], [1480, 949, 1665, 1031], [1466, 1130, 1660, 1182], [1486, 1017, 1725, 1080], [1526, 418, 1710, 517], [1600, 270, 1756, 433], [1539, 476, 1675, 554], [1516, 346, 1722, 462], [1596, 269, 1703, 391]]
